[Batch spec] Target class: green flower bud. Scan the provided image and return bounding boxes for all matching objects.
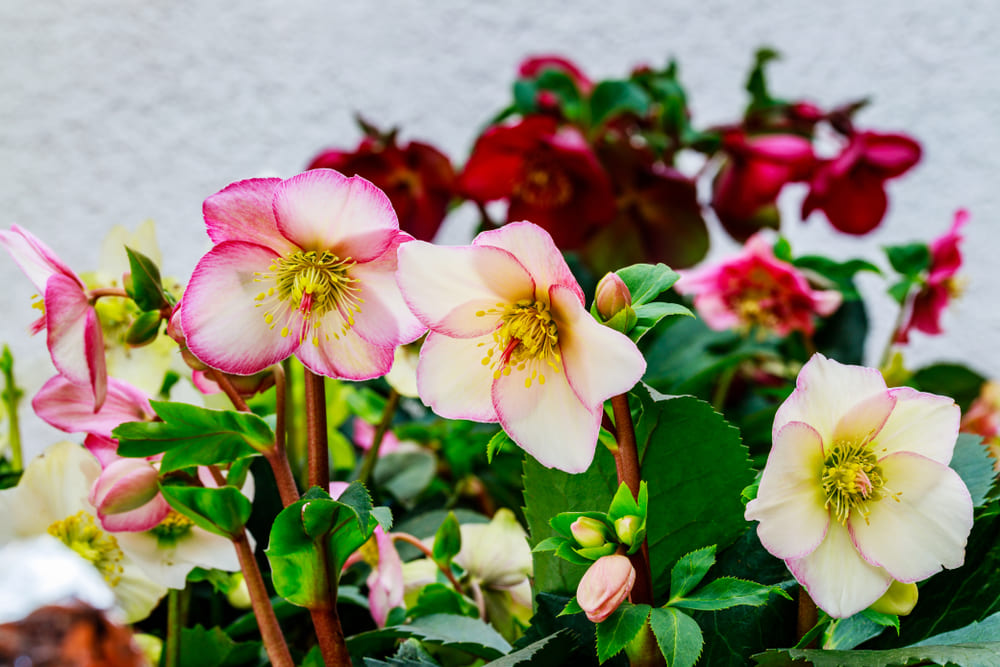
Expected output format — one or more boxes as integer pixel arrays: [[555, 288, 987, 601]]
[[869, 580, 918, 616], [614, 515, 642, 547], [570, 516, 609, 548]]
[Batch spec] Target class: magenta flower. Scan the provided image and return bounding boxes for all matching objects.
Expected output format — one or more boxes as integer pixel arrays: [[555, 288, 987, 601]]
[[180, 170, 425, 379], [33, 374, 154, 439], [675, 233, 842, 336], [0, 225, 107, 408], [396, 222, 646, 473], [745, 354, 973, 617], [895, 209, 968, 343]]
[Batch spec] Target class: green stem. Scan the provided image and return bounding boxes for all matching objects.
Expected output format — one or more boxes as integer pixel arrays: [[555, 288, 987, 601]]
[[879, 291, 913, 368], [711, 364, 738, 412], [232, 530, 295, 667], [357, 389, 400, 487], [304, 369, 330, 491], [0, 346, 23, 471], [164, 587, 190, 667]]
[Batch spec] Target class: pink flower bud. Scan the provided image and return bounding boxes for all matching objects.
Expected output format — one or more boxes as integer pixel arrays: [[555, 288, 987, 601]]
[[595, 273, 632, 321], [570, 516, 609, 548], [577, 554, 636, 623], [90, 458, 161, 517]]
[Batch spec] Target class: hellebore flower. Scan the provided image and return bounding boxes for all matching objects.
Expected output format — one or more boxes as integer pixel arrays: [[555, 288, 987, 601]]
[[802, 130, 921, 235], [33, 374, 155, 440], [0, 441, 167, 622], [745, 354, 973, 618], [895, 209, 968, 344], [675, 233, 842, 336], [396, 222, 646, 473], [518, 54, 593, 94], [576, 554, 636, 623], [0, 225, 107, 408], [711, 130, 815, 242], [307, 133, 456, 242], [459, 116, 616, 250], [181, 170, 425, 379]]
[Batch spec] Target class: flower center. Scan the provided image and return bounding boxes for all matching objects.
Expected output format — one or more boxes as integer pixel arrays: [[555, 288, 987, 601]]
[[516, 158, 572, 208], [47, 511, 124, 587], [477, 299, 561, 387], [821, 439, 887, 525], [255, 250, 363, 346], [150, 510, 195, 544]]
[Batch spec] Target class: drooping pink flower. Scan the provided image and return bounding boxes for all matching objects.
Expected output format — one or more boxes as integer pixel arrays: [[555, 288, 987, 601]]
[[802, 130, 921, 235], [396, 222, 646, 473], [33, 375, 154, 439], [180, 170, 425, 379], [0, 226, 107, 408], [895, 209, 968, 343], [745, 354, 973, 618], [675, 233, 842, 336], [576, 554, 636, 623], [459, 116, 616, 250]]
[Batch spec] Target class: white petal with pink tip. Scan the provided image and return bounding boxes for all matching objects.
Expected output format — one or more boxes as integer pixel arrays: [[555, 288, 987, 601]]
[[875, 388, 960, 464], [204, 178, 295, 254], [416, 332, 498, 423], [473, 222, 583, 301]]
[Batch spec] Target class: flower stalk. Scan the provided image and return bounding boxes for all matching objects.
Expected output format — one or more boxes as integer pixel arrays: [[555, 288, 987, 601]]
[[232, 529, 294, 667], [304, 369, 330, 491], [0, 346, 24, 471], [357, 389, 400, 488]]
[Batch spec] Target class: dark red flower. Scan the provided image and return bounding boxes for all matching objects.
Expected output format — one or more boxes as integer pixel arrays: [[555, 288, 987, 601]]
[[458, 115, 616, 249], [802, 131, 921, 235], [307, 134, 456, 241], [711, 130, 815, 242], [518, 55, 593, 94]]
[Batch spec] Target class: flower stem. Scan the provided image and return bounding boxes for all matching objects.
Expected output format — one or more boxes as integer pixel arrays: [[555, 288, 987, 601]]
[[357, 389, 400, 488], [309, 539, 351, 665], [0, 346, 24, 471], [391, 532, 463, 591], [164, 587, 189, 667], [879, 292, 913, 368], [304, 369, 330, 491], [609, 393, 654, 606], [797, 588, 819, 648], [87, 287, 130, 301], [711, 364, 738, 412], [232, 530, 294, 667]]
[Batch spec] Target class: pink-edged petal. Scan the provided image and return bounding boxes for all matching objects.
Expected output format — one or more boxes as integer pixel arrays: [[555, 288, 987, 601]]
[[849, 452, 972, 582], [295, 323, 395, 380], [396, 241, 534, 337], [774, 354, 887, 443], [787, 521, 892, 618], [84, 434, 119, 467], [273, 170, 399, 262], [874, 387, 960, 464], [473, 222, 584, 302], [347, 235, 426, 348], [746, 422, 829, 559], [45, 274, 107, 409], [182, 241, 300, 375], [368, 527, 405, 627], [99, 492, 171, 533], [203, 178, 296, 254], [33, 375, 153, 438], [493, 364, 599, 473], [0, 225, 83, 293], [416, 332, 498, 422], [550, 284, 645, 408], [830, 390, 896, 447], [90, 458, 161, 515], [169, 528, 241, 573]]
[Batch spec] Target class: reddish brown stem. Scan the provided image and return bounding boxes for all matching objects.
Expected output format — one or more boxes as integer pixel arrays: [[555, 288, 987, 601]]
[[232, 531, 294, 667], [797, 588, 819, 647], [87, 287, 130, 301], [304, 369, 330, 491], [309, 607, 350, 666], [207, 368, 251, 412], [391, 532, 463, 591]]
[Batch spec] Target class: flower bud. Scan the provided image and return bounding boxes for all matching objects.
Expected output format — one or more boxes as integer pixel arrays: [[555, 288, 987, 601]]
[[125, 310, 164, 347], [90, 458, 161, 516], [595, 273, 632, 321], [614, 515, 642, 547], [226, 573, 252, 609], [570, 516, 609, 549], [576, 554, 636, 623], [869, 580, 918, 616]]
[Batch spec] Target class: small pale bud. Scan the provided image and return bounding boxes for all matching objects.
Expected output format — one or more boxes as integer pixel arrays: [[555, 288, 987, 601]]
[[90, 458, 161, 516], [869, 580, 918, 616], [576, 554, 636, 623], [226, 573, 252, 609], [570, 516, 609, 549], [614, 515, 641, 547], [595, 273, 632, 321]]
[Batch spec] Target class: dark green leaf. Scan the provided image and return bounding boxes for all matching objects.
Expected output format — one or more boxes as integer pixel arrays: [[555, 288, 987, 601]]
[[374, 450, 436, 504], [649, 607, 703, 667], [669, 545, 716, 600], [616, 263, 681, 307], [364, 638, 442, 666], [432, 512, 462, 568], [671, 577, 790, 611], [813, 296, 869, 365], [745, 47, 781, 111], [125, 246, 173, 311], [911, 364, 987, 412], [160, 484, 251, 538], [596, 603, 651, 663], [487, 429, 514, 464], [752, 643, 1000, 666], [513, 80, 539, 114], [175, 625, 261, 667], [347, 614, 511, 660], [823, 611, 892, 650], [408, 583, 479, 620], [590, 80, 651, 127], [912, 610, 1000, 645], [885, 242, 931, 278], [950, 433, 995, 508], [482, 629, 573, 666]]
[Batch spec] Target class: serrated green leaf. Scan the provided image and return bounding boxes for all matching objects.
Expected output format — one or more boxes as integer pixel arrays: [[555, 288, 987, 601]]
[[912, 610, 1000, 645], [649, 607, 703, 667], [590, 80, 652, 127], [125, 246, 173, 311], [950, 433, 996, 508], [752, 642, 1000, 666], [560, 597, 584, 616], [487, 429, 514, 464], [671, 577, 790, 611], [596, 603, 651, 663], [885, 242, 931, 278], [482, 629, 572, 666], [347, 614, 511, 660], [616, 263, 681, 307], [669, 545, 716, 600], [432, 512, 462, 568], [408, 583, 479, 620], [160, 484, 252, 538]]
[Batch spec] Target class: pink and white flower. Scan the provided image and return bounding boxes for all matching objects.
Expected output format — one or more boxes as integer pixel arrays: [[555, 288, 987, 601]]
[[745, 353, 973, 617], [675, 233, 842, 336], [33, 374, 154, 439], [395, 222, 646, 473], [1, 225, 107, 408], [181, 170, 425, 379]]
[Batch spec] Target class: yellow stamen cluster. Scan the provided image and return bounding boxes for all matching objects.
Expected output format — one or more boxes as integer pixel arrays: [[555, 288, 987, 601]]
[[48, 511, 124, 587], [254, 250, 363, 346], [821, 438, 890, 525], [150, 510, 195, 543], [477, 299, 561, 387]]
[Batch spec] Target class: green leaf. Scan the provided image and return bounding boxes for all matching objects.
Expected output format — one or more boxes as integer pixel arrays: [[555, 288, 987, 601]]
[[671, 577, 790, 611], [596, 603, 651, 663], [950, 433, 995, 508], [824, 611, 893, 650], [114, 401, 273, 472], [589, 80, 651, 127], [175, 625, 261, 667], [482, 629, 573, 666], [374, 449, 436, 504], [347, 614, 512, 660], [408, 583, 479, 620], [752, 643, 1000, 666], [631, 302, 694, 342], [744, 47, 780, 111], [885, 242, 931, 277], [649, 607, 703, 667], [616, 263, 681, 307], [560, 597, 584, 616], [160, 484, 252, 538], [124, 246, 173, 311], [487, 429, 514, 464], [911, 364, 987, 412], [912, 610, 1000, 645], [887, 279, 916, 305], [669, 545, 716, 599], [432, 512, 462, 568], [533, 69, 585, 121], [792, 256, 881, 301]]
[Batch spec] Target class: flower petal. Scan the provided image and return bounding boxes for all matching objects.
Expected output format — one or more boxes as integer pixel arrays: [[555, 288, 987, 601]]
[[182, 241, 300, 375], [273, 170, 399, 262], [473, 221, 584, 302], [746, 421, 830, 559], [493, 362, 599, 473], [0, 225, 83, 293], [99, 492, 171, 533], [873, 387, 960, 465], [786, 521, 892, 618], [550, 284, 645, 408], [831, 390, 896, 447], [849, 452, 973, 582], [347, 235, 426, 348], [203, 178, 295, 254], [294, 323, 395, 380], [396, 241, 534, 337], [45, 274, 107, 409], [415, 332, 498, 422], [33, 375, 153, 438]]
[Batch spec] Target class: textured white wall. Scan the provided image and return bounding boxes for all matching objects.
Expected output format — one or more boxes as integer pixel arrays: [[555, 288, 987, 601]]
[[2, 1, 997, 456]]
